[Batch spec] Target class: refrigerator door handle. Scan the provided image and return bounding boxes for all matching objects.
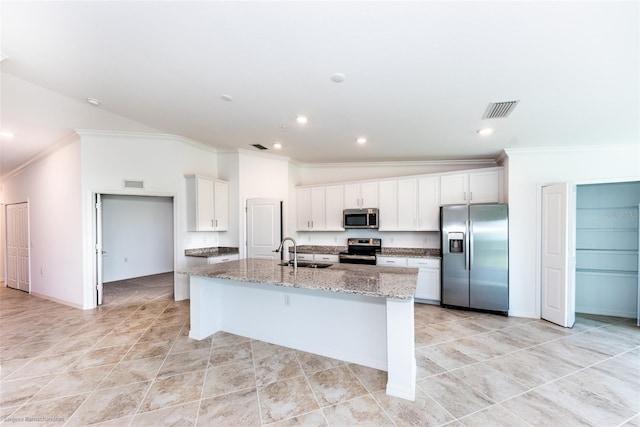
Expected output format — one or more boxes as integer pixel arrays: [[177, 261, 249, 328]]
[[469, 221, 473, 270], [465, 221, 469, 271]]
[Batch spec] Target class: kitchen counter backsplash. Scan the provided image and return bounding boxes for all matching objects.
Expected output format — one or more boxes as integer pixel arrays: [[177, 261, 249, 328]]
[[291, 245, 440, 258], [185, 246, 239, 257]]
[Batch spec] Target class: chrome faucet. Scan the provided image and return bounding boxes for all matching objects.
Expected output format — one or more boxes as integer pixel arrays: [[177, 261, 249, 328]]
[[273, 237, 297, 269]]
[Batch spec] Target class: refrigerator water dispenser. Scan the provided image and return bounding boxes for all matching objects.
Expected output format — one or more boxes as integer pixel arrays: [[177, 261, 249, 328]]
[[449, 232, 464, 253]]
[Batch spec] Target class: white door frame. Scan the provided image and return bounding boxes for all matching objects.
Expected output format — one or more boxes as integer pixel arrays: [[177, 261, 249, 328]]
[[536, 176, 639, 322], [5, 201, 30, 292], [90, 190, 176, 308]]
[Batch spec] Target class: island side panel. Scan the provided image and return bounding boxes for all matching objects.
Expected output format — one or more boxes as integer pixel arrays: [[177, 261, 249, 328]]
[[193, 276, 389, 370], [189, 275, 223, 340], [386, 297, 416, 401]]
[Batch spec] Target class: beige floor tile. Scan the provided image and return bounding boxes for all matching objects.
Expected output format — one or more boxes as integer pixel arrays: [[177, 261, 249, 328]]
[[295, 350, 345, 375], [501, 390, 594, 427], [258, 376, 320, 424], [202, 359, 256, 398], [99, 356, 164, 389], [7, 394, 88, 427], [458, 403, 529, 427], [255, 352, 304, 387], [139, 370, 206, 413], [450, 362, 528, 403], [65, 381, 150, 427], [197, 388, 261, 426], [307, 365, 368, 407], [31, 364, 115, 402], [252, 340, 295, 360], [418, 341, 480, 370], [70, 344, 131, 370], [131, 401, 198, 426], [123, 338, 174, 361], [158, 348, 210, 377], [418, 372, 494, 419], [322, 394, 394, 426], [268, 410, 328, 426], [208, 341, 252, 367], [0, 374, 56, 407], [415, 348, 447, 379], [5, 351, 83, 380], [138, 324, 183, 343], [373, 386, 455, 426], [347, 364, 387, 393]]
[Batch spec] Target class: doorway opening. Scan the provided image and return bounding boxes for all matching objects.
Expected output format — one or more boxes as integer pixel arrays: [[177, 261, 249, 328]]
[[5, 202, 30, 292], [96, 194, 174, 306]]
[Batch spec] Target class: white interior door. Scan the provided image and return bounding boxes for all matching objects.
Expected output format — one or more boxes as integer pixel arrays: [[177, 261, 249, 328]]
[[96, 194, 104, 305], [246, 198, 282, 260], [6, 203, 30, 292], [637, 203, 639, 327], [541, 183, 576, 327]]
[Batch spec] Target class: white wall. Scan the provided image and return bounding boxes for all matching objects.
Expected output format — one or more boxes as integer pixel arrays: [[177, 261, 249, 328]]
[[102, 195, 174, 282], [0, 184, 4, 281], [2, 136, 84, 307], [80, 131, 219, 307], [504, 145, 640, 318]]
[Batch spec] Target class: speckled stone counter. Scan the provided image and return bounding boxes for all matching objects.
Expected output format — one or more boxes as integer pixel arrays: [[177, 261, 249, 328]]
[[184, 246, 239, 257], [293, 245, 347, 255], [379, 248, 441, 258], [179, 258, 418, 300]]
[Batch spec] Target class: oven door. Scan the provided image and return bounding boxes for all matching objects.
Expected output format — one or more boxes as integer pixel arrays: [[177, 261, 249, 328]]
[[339, 254, 377, 265]]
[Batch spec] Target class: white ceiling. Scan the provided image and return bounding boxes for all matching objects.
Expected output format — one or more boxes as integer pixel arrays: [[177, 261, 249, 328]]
[[1, 1, 638, 178]]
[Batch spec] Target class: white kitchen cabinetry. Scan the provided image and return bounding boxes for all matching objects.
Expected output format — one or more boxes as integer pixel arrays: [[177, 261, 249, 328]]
[[185, 175, 228, 231], [440, 169, 502, 205], [417, 176, 440, 230], [324, 185, 345, 230], [376, 256, 408, 267], [379, 179, 417, 231], [290, 253, 339, 263], [408, 258, 441, 303], [297, 187, 326, 231], [208, 254, 239, 264], [344, 182, 378, 209]]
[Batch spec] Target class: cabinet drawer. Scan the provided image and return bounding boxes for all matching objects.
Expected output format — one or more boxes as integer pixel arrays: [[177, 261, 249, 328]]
[[314, 254, 339, 263], [407, 258, 440, 269], [376, 256, 408, 267], [296, 253, 314, 261], [208, 254, 239, 264]]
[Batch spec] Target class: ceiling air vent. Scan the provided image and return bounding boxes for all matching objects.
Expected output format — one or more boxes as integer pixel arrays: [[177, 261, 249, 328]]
[[123, 179, 145, 189], [482, 100, 520, 119], [251, 144, 268, 150]]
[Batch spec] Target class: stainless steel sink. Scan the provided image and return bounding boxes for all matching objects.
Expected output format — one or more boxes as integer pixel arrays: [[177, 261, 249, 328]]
[[279, 262, 333, 269]]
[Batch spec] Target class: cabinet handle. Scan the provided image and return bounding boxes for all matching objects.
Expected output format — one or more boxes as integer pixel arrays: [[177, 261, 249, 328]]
[[463, 192, 466, 201], [470, 191, 473, 201], [211, 219, 214, 227], [215, 219, 218, 227]]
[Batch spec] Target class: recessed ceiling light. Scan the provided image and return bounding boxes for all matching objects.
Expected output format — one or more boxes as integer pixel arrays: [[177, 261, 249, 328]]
[[86, 97, 101, 106], [296, 115, 308, 124], [331, 73, 346, 83], [273, 142, 283, 149], [356, 137, 367, 145], [221, 94, 233, 102], [477, 128, 493, 136], [0, 131, 15, 138]]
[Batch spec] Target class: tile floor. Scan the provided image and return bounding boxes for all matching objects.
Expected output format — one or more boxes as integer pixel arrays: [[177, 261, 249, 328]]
[[0, 273, 639, 426]]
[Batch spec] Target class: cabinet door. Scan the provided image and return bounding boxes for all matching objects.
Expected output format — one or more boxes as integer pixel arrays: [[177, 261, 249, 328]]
[[376, 256, 408, 267], [417, 176, 440, 230], [397, 179, 417, 230], [378, 180, 397, 230], [343, 184, 361, 209], [440, 173, 468, 205], [213, 180, 228, 231], [469, 170, 501, 203], [196, 177, 215, 230], [416, 268, 441, 301], [310, 187, 326, 230], [296, 188, 313, 231], [361, 182, 378, 208], [324, 185, 344, 230]]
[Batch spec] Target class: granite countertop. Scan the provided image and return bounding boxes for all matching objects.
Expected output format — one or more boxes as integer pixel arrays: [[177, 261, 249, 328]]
[[179, 258, 418, 300], [292, 245, 441, 259], [184, 246, 239, 258]]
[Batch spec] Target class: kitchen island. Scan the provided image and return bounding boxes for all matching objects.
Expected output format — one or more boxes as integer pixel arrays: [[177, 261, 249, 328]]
[[179, 258, 418, 401]]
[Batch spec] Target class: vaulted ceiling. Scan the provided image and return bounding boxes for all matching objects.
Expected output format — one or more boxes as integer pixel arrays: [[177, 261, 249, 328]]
[[1, 1, 638, 178]]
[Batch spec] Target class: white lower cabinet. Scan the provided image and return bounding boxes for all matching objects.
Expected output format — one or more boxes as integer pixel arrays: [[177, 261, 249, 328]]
[[291, 253, 339, 263], [378, 256, 441, 304], [408, 258, 441, 304], [208, 254, 239, 264]]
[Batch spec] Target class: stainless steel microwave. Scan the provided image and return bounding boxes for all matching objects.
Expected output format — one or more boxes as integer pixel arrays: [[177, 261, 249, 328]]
[[343, 208, 379, 229]]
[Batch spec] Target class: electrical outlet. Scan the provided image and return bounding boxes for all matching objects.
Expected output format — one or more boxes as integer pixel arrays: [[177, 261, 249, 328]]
[[124, 257, 128, 263], [284, 295, 290, 306]]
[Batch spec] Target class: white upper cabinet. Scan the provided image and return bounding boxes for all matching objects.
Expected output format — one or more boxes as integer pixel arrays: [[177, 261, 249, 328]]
[[297, 187, 326, 231], [344, 182, 378, 209], [440, 168, 503, 205], [324, 185, 345, 230], [379, 178, 418, 231], [417, 176, 440, 230], [186, 175, 228, 231]]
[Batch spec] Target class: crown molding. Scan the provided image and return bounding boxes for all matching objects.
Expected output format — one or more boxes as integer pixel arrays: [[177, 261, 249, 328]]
[[73, 129, 218, 153], [503, 144, 639, 156], [296, 158, 498, 169]]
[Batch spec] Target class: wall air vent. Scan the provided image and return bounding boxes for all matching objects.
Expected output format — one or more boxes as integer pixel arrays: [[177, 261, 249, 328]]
[[123, 179, 145, 189], [482, 100, 520, 119], [251, 144, 268, 150]]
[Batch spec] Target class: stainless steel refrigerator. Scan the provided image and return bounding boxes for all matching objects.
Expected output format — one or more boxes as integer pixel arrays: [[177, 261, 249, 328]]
[[441, 204, 509, 314]]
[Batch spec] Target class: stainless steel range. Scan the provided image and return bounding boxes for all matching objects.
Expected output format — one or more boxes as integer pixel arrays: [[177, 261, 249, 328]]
[[339, 238, 381, 265]]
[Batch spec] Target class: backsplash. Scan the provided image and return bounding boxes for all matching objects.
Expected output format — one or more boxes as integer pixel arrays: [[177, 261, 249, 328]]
[[295, 230, 440, 249]]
